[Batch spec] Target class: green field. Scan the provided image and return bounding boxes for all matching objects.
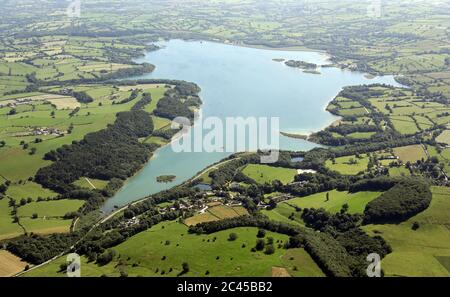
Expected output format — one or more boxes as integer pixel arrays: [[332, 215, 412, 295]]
[[325, 155, 369, 175], [73, 178, 108, 190], [393, 145, 427, 163], [17, 199, 84, 218], [263, 190, 381, 226], [20, 217, 73, 235], [281, 248, 325, 277], [185, 205, 249, 226], [24, 221, 323, 277], [0, 198, 24, 240], [436, 130, 450, 146], [346, 132, 376, 139], [242, 164, 297, 184], [0, 82, 169, 240], [151, 116, 171, 130], [390, 116, 421, 135], [287, 190, 381, 214], [363, 187, 450, 277], [6, 182, 57, 202], [262, 202, 303, 226], [388, 166, 411, 177]]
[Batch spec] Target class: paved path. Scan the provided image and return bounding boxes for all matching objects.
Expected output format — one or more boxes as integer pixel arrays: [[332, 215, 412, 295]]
[[85, 178, 96, 189]]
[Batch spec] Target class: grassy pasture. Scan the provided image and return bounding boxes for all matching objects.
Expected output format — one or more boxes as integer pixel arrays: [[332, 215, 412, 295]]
[[6, 182, 57, 202], [17, 199, 84, 218], [142, 136, 168, 146], [118, 84, 167, 92], [346, 132, 375, 139], [284, 190, 381, 214], [436, 130, 450, 146], [281, 248, 325, 277], [152, 116, 171, 130], [363, 187, 450, 277], [389, 116, 420, 135], [46, 95, 80, 110], [337, 107, 368, 116], [262, 203, 302, 226], [20, 217, 73, 235], [241, 164, 297, 184], [25, 222, 308, 277], [388, 166, 411, 177], [325, 155, 369, 175], [208, 205, 247, 219], [73, 177, 108, 190], [0, 198, 24, 240], [185, 205, 248, 226], [393, 145, 427, 163], [184, 212, 219, 226], [144, 87, 169, 113], [0, 83, 166, 183], [337, 101, 362, 109], [427, 145, 450, 173], [262, 190, 381, 227]]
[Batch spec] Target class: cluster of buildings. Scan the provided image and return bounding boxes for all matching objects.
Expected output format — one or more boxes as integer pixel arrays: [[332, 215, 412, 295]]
[[0, 98, 33, 108], [31, 127, 64, 136]]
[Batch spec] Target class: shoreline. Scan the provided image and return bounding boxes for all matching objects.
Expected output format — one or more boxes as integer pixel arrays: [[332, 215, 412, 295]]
[[154, 37, 334, 64], [106, 39, 400, 211]]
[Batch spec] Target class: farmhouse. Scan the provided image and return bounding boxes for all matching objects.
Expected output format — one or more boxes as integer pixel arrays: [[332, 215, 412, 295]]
[[33, 127, 64, 136]]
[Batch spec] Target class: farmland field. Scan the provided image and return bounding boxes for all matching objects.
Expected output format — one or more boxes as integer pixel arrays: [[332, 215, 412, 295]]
[[6, 182, 57, 201], [0, 198, 24, 240], [389, 166, 411, 177], [19, 217, 73, 235], [0, 250, 28, 277], [17, 199, 84, 218], [363, 187, 450, 277], [285, 190, 381, 214], [393, 145, 427, 163], [281, 248, 325, 277], [325, 155, 369, 175], [242, 164, 297, 184], [185, 205, 248, 226], [436, 130, 450, 146], [390, 117, 421, 135], [24, 221, 322, 277], [263, 190, 381, 226], [0, 81, 170, 241], [73, 178, 108, 190]]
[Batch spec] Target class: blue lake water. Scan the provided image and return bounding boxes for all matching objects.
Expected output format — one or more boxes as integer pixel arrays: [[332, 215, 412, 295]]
[[102, 40, 400, 212]]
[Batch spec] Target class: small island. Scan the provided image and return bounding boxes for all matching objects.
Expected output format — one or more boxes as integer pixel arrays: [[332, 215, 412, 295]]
[[285, 59, 318, 69], [156, 175, 176, 183], [272, 58, 285, 62], [303, 69, 321, 75]]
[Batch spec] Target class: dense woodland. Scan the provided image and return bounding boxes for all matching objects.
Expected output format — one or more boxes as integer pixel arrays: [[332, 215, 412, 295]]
[[35, 110, 155, 193], [363, 180, 432, 224]]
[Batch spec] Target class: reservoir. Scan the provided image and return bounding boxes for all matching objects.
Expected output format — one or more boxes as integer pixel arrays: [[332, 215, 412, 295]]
[[102, 40, 400, 212]]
